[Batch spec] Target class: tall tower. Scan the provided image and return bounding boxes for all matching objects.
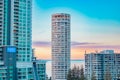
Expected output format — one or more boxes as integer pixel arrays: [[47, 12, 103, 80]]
[[0, 0, 32, 62], [52, 13, 71, 80], [0, 0, 47, 80], [0, 0, 34, 80]]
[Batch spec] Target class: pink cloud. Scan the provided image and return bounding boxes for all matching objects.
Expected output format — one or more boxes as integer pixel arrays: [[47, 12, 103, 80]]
[[33, 41, 120, 49]]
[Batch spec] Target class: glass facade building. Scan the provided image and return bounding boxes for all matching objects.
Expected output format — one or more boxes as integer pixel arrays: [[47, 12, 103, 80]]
[[0, 0, 32, 62], [0, 0, 46, 80], [0, 46, 17, 80]]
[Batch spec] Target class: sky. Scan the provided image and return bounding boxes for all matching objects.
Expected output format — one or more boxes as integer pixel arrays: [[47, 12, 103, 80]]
[[32, 0, 120, 59]]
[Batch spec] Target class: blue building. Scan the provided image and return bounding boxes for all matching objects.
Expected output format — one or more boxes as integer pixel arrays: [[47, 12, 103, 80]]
[[32, 59, 46, 80], [0, 46, 17, 80], [0, 0, 46, 80]]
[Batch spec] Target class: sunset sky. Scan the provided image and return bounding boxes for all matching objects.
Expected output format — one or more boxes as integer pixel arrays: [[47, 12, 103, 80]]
[[32, 0, 120, 59]]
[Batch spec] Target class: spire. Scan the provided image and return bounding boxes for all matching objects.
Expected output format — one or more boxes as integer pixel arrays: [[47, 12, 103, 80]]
[[85, 50, 86, 54]]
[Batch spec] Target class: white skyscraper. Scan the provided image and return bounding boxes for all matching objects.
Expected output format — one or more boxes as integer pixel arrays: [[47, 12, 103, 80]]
[[52, 13, 71, 80]]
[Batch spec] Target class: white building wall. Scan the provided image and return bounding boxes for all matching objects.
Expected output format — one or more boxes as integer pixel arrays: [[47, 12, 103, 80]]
[[52, 13, 71, 80], [85, 50, 120, 80]]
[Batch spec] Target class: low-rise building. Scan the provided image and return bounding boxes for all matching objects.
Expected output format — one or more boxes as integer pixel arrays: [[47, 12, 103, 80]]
[[85, 50, 120, 80], [32, 59, 46, 80], [0, 46, 46, 80]]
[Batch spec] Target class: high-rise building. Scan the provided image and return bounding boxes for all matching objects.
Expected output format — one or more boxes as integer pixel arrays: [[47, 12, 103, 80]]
[[52, 13, 71, 80], [0, 0, 32, 62], [85, 50, 120, 80], [0, 0, 46, 80]]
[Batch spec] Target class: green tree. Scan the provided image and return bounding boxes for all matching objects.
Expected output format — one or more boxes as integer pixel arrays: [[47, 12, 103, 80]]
[[80, 65, 84, 80], [67, 69, 72, 80], [67, 65, 86, 80]]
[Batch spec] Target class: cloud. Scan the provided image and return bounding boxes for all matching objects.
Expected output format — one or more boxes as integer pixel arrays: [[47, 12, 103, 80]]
[[71, 41, 120, 49], [33, 41, 98, 47], [72, 45, 120, 49], [33, 41, 51, 47], [71, 41, 97, 46], [33, 41, 120, 49]]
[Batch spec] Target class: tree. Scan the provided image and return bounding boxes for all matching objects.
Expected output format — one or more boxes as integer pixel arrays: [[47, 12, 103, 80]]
[[67, 65, 86, 80], [67, 69, 72, 80], [80, 65, 85, 80]]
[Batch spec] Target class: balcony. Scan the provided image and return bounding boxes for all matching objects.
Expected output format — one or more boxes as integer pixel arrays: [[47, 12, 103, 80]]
[[14, 22, 19, 26]]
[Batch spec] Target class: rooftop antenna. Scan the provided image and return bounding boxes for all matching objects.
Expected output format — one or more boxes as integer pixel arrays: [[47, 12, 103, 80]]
[[85, 50, 86, 54]]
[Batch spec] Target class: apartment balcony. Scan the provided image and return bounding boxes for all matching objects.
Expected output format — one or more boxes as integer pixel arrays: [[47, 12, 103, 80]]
[[0, 14, 2, 18], [14, 41, 18, 45], [0, 34, 2, 37], [14, 25, 19, 28], [0, 30, 2, 33], [14, 1, 19, 5], [14, 12, 19, 15], [14, 8, 19, 11], [14, 22, 19, 26], [14, 19, 19, 22], [0, 4, 2, 7], [14, 39, 18, 43], [13, 29, 19, 34], [14, 15, 19, 19], [0, 8, 3, 11]]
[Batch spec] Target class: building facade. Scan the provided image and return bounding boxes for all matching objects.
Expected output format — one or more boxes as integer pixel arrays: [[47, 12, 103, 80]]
[[32, 60, 46, 80], [0, 46, 17, 80], [52, 13, 71, 80], [85, 50, 120, 80], [0, 0, 46, 80], [0, 0, 32, 62]]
